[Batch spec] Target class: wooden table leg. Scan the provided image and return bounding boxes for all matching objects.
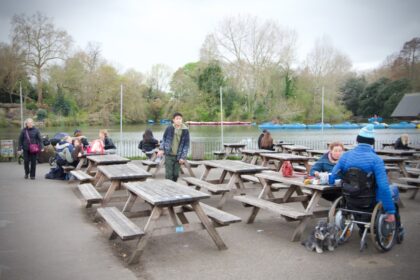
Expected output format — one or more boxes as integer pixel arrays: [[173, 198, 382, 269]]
[[102, 180, 119, 205], [191, 202, 227, 250], [246, 206, 261, 224], [128, 207, 162, 264], [398, 162, 409, 178], [94, 172, 106, 188], [122, 192, 137, 213], [200, 167, 211, 181], [258, 178, 274, 199], [168, 206, 180, 226]]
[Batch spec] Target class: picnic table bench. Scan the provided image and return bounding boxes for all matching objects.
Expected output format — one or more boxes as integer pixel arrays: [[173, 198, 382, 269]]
[[69, 170, 93, 183], [223, 143, 246, 155], [94, 163, 152, 205], [396, 177, 420, 199], [104, 179, 240, 264], [273, 142, 294, 152], [78, 183, 103, 208], [282, 145, 310, 155], [235, 172, 337, 241], [241, 149, 277, 165]]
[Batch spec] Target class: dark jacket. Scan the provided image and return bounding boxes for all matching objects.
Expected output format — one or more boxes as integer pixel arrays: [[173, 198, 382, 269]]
[[104, 137, 116, 150], [309, 152, 336, 176], [18, 127, 43, 151], [329, 144, 395, 214], [160, 124, 190, 160], [257, 133, 264, 149], [394, 137, 409, 150], [139, 138, 159, 152]]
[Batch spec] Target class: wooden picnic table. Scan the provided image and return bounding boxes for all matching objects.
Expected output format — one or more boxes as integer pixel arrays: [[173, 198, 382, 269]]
[[199, 160, 269, 191], [307, 149, 328, 158], [379, 155, 409, 177], [223, 143, 246, 155], [94, 163, 152, 205], [75, 150, 115, 170], [259, 153, 313, 174], [375, 149, 416, 157], [282, 145, 310, 155], [273, 142, 294, 152], [235, 171, 339, 241], [241, 149, 277, 165], [121, 179, 231, 264], [86, 154, 130, 174]]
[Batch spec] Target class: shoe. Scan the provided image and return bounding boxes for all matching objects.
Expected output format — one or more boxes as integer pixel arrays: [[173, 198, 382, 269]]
[[30, 177, 35, 180], [24, 174, 28, 179]]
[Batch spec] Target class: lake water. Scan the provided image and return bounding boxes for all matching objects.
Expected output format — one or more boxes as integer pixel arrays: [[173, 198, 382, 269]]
[[2, 124, 419, 157]]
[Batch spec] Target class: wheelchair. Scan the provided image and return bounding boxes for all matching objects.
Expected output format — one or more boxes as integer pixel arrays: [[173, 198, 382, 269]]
[[328, 168, 401, 252]]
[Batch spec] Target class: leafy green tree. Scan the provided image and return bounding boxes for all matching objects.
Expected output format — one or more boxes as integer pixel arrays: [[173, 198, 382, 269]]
[[340, 76, 367, 115]]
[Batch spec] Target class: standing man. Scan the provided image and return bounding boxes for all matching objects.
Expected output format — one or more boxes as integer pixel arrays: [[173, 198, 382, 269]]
[[157, 112, 190, 181]]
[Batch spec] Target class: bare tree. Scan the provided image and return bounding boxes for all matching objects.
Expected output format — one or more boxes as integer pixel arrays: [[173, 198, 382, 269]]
[[11, 12, 72, 105], [200, 34, 220, 63], [146, 64, 173, 94], [0, 43, 26, 102]]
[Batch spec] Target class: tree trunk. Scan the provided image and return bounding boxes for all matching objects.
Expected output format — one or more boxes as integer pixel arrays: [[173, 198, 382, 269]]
[[36, 67, 43, 105]]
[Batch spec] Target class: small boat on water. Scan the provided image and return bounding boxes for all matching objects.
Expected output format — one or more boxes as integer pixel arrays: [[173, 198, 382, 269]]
[[186, 121, 252, 126], [160, 119, 171, 125], [258, 122, 306, 129], [306, 123, 332, 129], [332, 122, 360, 129], [388, 121, 417, 129], [147, 119, 155, 124]]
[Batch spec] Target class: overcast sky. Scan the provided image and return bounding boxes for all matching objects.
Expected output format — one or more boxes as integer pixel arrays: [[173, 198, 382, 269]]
[[0, 0, 419, 74]]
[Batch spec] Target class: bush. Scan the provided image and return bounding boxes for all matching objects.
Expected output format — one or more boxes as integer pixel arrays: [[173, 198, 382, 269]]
[[36, 109, 48, 120], [26, 101, 37, 111]]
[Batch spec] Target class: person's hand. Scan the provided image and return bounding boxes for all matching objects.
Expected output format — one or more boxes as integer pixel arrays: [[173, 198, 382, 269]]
[[157, 150, 164, 157], [17, 150, 22, 156], [179, 159, 185, 164], [384, 214, 395, 223], [314, 171, 320, 178], [41, 149, 45, 152]]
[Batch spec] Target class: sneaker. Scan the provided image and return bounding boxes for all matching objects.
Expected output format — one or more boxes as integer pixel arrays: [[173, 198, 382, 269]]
[[30, 177, 35, 180], [24, 174, 28, 179]]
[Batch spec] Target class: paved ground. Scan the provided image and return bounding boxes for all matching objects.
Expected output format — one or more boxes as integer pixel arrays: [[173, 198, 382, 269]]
[[0, 161, 419, 280]]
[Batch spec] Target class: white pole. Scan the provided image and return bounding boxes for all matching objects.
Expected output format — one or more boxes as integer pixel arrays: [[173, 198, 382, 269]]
[[19, 81, 23, 129], [120, 84, 123, 149], [321, 86, 325, 138], [220, 86, 224, 148]]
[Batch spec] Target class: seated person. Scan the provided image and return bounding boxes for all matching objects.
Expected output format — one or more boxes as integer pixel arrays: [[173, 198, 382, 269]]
[[257, 129, 267, 149], [99, 129, 116, 150], [394, 134, 409, 150], [71, 138, 84, 167], [329, 124, 403, 236], [138, 129, 159, 159], [55, 136, 75, 167], [309, 142, 344, 201], [73, 129, 89, 148], [260, 130, 274, 150]]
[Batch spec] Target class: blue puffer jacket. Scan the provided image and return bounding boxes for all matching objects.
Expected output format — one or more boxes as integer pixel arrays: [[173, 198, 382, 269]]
[[310, 152, 335, 176], [160, 124, 190, 160], [329, 144, 395, 214]]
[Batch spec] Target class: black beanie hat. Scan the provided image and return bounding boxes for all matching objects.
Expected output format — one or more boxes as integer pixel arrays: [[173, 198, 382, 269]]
[[357, 135, 375, 145]]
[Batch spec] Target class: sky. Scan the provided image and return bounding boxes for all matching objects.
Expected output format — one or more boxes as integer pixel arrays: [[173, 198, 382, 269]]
[[0, 0, 419, 74]]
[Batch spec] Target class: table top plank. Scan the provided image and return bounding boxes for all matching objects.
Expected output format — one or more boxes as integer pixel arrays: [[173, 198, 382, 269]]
[[201, 160, 269, 173], [97, 164, 152, 180], [87, 154, 130, 164], [124, 180, 210, 206], [375, 149, 416, 157], [259, 153, 312, 161], [241, 149, 278, 155]]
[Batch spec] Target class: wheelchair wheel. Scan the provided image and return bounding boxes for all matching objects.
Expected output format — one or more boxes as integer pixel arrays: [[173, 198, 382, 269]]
[[370, 202, 396, 252], [48, 156, 56, 166], [328, 196, 354, 243]]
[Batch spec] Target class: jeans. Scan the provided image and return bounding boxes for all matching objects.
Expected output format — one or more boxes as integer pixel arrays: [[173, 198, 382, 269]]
[[165, 155, 180, 182]]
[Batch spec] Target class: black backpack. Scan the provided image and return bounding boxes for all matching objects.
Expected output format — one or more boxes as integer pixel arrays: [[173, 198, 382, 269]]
[[341, 168, 376, 210]]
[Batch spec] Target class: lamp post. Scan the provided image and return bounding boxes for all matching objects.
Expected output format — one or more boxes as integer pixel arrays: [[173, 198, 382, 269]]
[[120, 84, 123, 150], [19, 81, 23, 129], [220, 86, 224, 148]]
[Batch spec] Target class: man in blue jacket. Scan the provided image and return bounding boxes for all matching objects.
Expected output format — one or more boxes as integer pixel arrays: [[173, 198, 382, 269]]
[[329, 124, 396, 224], [157, 112, 190, 181]]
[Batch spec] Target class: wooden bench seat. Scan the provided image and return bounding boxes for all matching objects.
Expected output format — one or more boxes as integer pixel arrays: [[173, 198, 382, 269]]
[[97, 207, 144, 241], [70, 170, 93, 183], [233, 195, 311, 220], [183, 177, 230, 209], [406, 167, 420, 176], [183, 202, 241, 226], [393, 182, 418, 192], [62, 165, 75, 173], [183, 177, 230, 194], [141, 158, 164, 177], [241, 174, 260, 183], [78, 183, 103, 208], [141, 160, 158, 167], [186, 160, 201, 168], [213, 151, 226, 159]]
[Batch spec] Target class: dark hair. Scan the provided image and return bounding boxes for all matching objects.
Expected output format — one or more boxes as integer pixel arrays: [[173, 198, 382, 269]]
[[143, 129, 154, 141], [172, 112, 183, 119]]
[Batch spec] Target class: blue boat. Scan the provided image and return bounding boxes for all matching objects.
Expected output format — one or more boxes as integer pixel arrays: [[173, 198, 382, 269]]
[[332, 122, 360, 129], [282, 123, 306, 129], [147, 119, 155, 124], [388, 121, 416, 129], [307, 123, 332, 129], [360, 122, 387, 129], [368, 117, 383, 123], [160, 119, 171, 125], [258, 122, 284, 130]]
